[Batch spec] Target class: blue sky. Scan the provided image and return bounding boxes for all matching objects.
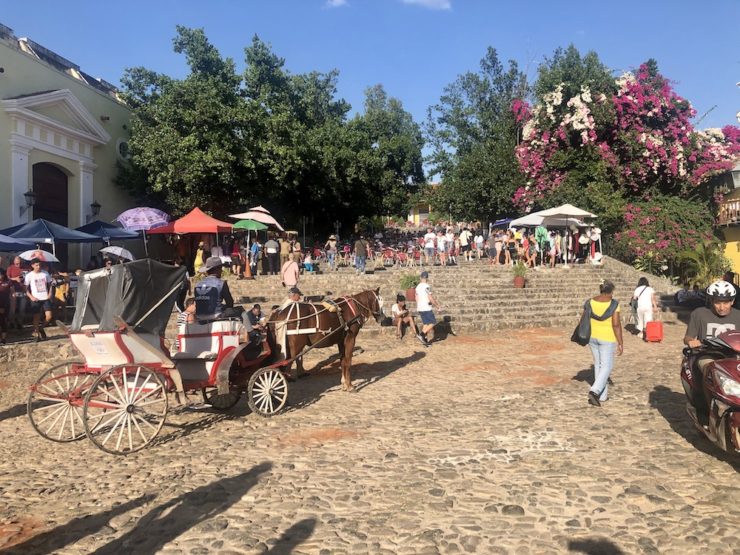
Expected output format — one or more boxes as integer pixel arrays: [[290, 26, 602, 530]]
[[3, 0, 738, 131]]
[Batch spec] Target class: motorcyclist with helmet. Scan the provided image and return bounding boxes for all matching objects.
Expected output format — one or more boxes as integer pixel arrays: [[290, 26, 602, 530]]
[[683, 279, 740, 425]]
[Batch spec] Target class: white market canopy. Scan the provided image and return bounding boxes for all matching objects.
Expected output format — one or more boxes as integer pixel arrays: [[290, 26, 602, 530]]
[[509, 203, 599, 268], [229, 205, 284, 232], [509, 203, 596, 228]]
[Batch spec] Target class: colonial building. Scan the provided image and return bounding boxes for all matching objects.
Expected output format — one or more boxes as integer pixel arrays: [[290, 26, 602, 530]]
[[714, 163, 740, 271], [0, 23, 134, 266]]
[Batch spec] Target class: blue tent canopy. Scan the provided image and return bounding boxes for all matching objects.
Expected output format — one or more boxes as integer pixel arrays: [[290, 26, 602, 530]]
[[0, 233, 35, 252], [75, 220, 139, 241], [493, 218, 513, 227], [0, 223, 26, 236], [10, 219, 100, 244]]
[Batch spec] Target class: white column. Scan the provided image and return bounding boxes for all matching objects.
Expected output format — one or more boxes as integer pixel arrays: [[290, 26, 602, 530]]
[[79, 160, 96, 225], [78, 159, 97, 265], [9, 140, 31, 225]]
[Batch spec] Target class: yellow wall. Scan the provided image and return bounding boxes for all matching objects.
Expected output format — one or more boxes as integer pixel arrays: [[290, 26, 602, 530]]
[[0, 37, 136, 265], [721, 227, 740, 273]]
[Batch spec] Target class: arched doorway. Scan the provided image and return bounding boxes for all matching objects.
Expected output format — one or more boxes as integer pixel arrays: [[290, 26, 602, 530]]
[[32, 163, 69, 266]]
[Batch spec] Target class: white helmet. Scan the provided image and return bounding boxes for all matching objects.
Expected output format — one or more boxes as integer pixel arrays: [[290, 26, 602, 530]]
[[707, 280, 736, 301]]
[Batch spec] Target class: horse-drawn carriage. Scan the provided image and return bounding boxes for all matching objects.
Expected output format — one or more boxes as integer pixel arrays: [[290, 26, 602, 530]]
[[26, 259, 291, 455], [26, 259, 385, 455]]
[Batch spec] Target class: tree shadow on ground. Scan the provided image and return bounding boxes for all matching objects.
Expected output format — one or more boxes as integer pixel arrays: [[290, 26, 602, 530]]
[[568, 537, 624, 554], [285, 352, 425, 412], [89, 463, 272, 554], [0, 403, 27, 424], [264, 518, 317, 554], [0, 494, 156, 554], [649, 385, 739, 470]]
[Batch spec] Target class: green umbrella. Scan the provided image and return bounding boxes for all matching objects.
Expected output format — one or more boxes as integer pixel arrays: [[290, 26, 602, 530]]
[[234, 219, 268, 231]]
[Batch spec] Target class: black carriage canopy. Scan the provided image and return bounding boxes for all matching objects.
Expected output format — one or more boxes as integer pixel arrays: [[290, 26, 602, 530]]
[[71, 259, 187, 336]]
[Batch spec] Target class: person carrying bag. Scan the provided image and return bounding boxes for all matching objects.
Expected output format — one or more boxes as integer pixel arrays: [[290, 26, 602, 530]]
[[573, 280, 624, 407]]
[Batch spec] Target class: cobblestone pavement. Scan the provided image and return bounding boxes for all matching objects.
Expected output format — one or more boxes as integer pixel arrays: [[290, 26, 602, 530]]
[[0, 320, 738, 554]]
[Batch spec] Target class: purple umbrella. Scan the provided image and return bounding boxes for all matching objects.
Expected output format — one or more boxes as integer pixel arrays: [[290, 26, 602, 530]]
[[115, 207, 170, 231], [115, 207, 170, 256]]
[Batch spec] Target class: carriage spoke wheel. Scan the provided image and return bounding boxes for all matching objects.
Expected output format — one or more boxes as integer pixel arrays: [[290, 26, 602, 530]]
[[83, 365, 168, 455], [27, 362, 94, 443], [248, 368, 289, 417], [201, 387, 242, 411]]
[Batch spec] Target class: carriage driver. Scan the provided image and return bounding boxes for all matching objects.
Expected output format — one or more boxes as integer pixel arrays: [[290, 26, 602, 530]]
[[194, 256, 236, 321]]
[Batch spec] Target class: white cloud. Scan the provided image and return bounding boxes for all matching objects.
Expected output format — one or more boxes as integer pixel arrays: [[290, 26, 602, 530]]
[[400, 0, 451, 10], [325, 0, 348, 7]]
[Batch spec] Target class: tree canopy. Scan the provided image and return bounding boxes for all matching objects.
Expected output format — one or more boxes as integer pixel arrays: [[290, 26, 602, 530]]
[[117, 28, 424, 230], [425, 48, 527, 222]]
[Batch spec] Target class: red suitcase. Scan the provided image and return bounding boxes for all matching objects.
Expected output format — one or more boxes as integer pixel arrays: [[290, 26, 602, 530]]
[[645, 320, 663, 342]]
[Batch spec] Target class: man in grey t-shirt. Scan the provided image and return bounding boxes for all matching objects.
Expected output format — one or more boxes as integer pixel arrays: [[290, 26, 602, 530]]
[[683, 280, 740, 425], [684, 280, 740, 347]]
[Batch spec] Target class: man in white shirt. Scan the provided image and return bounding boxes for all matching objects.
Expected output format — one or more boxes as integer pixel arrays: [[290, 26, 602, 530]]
[[436, 231, 447, 266], [423, 228, 436, 265], [24, 259, 53, 341], [415, 271, 440, 345], [459, 228, 472, 262]]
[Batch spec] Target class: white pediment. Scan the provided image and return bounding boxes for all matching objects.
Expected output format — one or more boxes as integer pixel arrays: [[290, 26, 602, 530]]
[[2, 89, 111, 145]]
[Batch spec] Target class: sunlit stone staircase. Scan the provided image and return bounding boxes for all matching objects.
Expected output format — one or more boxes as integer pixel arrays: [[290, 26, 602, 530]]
[[226, 256, 682, 335]]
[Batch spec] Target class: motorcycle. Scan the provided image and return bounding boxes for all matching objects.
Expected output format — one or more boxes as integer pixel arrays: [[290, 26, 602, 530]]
[[681, 330, 740, 454]]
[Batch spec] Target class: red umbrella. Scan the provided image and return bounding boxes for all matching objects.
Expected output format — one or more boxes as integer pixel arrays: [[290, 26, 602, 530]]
[[147, 207, 233, 234]]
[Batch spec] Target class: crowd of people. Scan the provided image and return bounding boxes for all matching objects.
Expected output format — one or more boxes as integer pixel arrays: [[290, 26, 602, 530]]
[[184, 222, 604, 283], [0, 255, 86, 343]]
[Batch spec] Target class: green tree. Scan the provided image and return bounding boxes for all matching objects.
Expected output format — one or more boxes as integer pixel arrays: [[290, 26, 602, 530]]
[[118, 26, 246, 215], [353, 85, 424, 216], [426, 47, 527, 221], [118, 29, 424, 232]]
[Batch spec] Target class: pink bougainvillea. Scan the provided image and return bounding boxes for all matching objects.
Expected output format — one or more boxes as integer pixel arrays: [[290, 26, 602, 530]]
[[513, 63, 740, 211]]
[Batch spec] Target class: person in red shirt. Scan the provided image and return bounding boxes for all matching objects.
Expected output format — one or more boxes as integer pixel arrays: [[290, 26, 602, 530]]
[[6, 256, 26, 330], [0, 268, 11, 344]]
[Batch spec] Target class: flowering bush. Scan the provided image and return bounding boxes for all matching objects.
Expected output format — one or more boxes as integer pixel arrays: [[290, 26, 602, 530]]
[[611, 195, 713, 267], [513, 62, 740, 212]]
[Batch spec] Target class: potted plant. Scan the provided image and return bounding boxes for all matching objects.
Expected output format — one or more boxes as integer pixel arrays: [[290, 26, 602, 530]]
[[512, 260, 527, 288], [399, 273, 421, 301]]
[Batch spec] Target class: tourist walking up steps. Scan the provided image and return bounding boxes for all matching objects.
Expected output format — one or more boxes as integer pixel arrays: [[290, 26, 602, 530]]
[[415, 271, 440, 346], [632, 277, 658, 338], [583, 280, 623, 407], [354, 235, 368, 274]]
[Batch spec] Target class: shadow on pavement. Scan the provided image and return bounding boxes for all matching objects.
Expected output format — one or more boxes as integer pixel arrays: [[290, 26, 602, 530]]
[[264, 518, 317, 554], [649, 385, 739, 471], [0, 494, 156, 554], [568, 537, 624, 554], [432, 315, 455, 342], [90, 462, 272, 554], [572, 368, 594, 385], [0, 403, 27, 424], [151, 410, 244, 448], [286, 352, 425, 411]]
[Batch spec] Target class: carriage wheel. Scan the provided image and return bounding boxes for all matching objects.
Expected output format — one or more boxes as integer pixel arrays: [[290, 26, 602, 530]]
[[83, 365, 168, 455], [201, 387, 242, 411], [27, 362, 94, 443], [247, 368, 289, 417]]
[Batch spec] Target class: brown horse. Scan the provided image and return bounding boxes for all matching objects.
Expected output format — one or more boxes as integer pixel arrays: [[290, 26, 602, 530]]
[[267, 288, 385, 391]]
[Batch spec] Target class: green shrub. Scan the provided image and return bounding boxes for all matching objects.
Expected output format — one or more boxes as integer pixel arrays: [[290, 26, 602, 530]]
[[399, 273, 421, 290]]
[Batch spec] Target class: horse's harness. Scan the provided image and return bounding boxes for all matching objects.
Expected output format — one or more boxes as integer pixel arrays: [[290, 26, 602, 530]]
[[275, 292, 383, 337]]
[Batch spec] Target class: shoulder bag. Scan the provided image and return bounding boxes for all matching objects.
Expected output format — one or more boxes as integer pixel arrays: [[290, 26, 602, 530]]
[[571, 299, 618, 346]]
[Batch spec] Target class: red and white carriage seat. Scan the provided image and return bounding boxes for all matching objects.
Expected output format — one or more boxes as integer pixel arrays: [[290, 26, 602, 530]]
[[70, 327, 173, 370], [171, 320, 245, 382]]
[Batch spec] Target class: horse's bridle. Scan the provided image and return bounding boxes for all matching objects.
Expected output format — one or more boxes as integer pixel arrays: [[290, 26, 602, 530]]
[[349, 290, 384, 321]]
